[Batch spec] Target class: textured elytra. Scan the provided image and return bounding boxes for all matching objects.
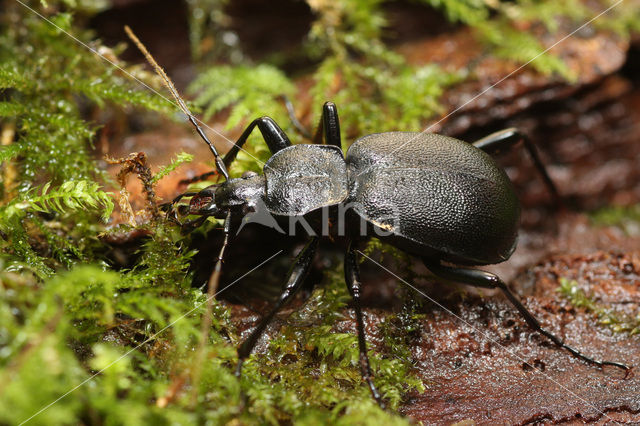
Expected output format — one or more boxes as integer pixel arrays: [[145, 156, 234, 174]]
[[345, 132, 520, 264], [261, 132, 519, 265]]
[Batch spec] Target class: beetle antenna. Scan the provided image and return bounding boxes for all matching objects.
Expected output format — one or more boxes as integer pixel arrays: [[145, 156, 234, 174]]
[[124, 26, 229, 181], [190, 211, 232, 402]]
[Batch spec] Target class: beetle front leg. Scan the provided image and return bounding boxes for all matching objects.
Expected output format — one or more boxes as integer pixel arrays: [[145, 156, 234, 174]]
[[345, 239, 385, 408], [235, 237, 319, 377], [423, 259, 631, 376], [183, 117, 291, 187], [473, 128, 560, 204], [223, 117, 292, 168]]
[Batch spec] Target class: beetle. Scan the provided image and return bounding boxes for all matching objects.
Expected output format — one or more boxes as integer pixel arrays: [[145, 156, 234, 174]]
[[125, 27, 630, 408], [174, 101, 631, 404]]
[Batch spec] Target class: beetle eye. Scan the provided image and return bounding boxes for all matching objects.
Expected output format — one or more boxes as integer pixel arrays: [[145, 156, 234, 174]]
[[189, 192, 214, 213], [242, 171, 258, 179]]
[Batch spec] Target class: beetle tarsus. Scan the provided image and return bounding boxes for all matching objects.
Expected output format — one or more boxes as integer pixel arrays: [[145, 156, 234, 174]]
[[235, 359, 244, 378], [601, 360, 632, 378], [423, 259, 630, 375]]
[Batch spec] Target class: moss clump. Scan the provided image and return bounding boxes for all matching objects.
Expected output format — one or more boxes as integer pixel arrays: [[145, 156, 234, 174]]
[[0, 4, 170, 193], [590, 204, 640, 236], [558, 278, 640, 335], [0, 1, 170, 279]]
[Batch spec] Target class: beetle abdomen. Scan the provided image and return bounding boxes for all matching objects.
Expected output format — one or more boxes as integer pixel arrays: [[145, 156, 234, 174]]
[[346, 132, 520, 265]]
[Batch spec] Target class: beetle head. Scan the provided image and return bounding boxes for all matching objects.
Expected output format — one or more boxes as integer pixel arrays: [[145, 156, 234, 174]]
[[184, 184, 223, 217], [212, 171, 264, 215], [179, 171, 264, 221]]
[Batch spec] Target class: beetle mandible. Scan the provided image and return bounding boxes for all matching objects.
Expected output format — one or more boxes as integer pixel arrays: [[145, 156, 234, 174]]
[[126, 27, 630, 408]]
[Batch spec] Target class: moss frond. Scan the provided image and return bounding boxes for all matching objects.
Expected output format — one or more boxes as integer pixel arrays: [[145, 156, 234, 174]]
[[0, 3, 171, 193], [3, 180, 114, 223], [418, 0, 489, 24], [590, 204, 640, 236], [151, 152, 194, 184], [187, 64, 296, 173]]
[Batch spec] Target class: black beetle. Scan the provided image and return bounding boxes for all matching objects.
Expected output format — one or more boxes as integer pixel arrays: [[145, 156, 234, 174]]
[[125, 27, 629, 408], [174, 102, 630, 406]]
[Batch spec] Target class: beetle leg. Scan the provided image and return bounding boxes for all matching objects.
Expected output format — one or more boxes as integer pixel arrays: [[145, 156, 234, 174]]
[[473, 128, 560, 204], [311, 101, 342, 149], [279, 94, 312, 139], [235, 237, 319, 377], [345, 239, 385, 408], [278, 98, 342, 148], [422, 259, 631, 376], [223, 117, 292, 167], [178, 170, 218, 186]]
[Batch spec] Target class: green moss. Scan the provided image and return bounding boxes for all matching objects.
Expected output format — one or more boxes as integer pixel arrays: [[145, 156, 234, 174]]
[[0, 1, 171, 278], [188, 64, 296, 172], [239, 262, 423, 423], [150, 152, 194, 185], [558, 278, 640, 335], [590, 204, 640, 236], [0, 5, 170, 192], [184, 0, 640, 161]]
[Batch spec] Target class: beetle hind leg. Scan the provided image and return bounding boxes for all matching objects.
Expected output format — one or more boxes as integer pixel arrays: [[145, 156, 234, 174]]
[[473, 128, 560, 205], [422, 259, 631, 376]]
